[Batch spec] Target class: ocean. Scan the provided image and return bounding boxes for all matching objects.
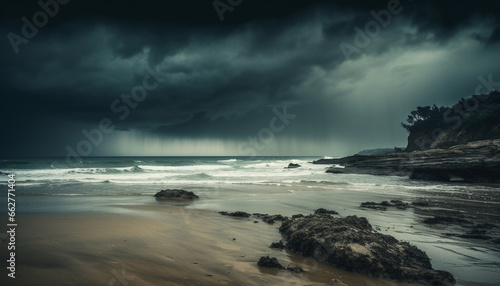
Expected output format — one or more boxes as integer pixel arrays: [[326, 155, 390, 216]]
[[1, 156, 499, 285]]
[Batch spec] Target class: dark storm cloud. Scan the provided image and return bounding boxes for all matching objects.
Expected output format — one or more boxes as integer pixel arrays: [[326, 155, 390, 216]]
[[1, 0, 499, 156]]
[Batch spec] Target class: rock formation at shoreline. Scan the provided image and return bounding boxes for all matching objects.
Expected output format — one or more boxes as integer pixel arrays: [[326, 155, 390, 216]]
[[315, 91, 500, 183], [285, 163, 301, 169], [314, 139, 500, 182], [279, 213, 456, 285], [154, 189, 199, 200], [218, 211, 289, 224]]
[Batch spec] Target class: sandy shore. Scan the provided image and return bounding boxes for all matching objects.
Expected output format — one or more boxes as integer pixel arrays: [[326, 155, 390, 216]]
[[0, 203, 421, 286]]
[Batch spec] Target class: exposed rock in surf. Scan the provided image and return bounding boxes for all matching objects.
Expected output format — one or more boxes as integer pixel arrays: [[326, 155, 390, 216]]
[[154, 189, 199, 200], [411, 201, 430, 207], [314, 208, 339, 215], [218, 211, 251, 218], [252, 213, 289, 224], [279, 213, 455, 285], [444, 223, 498, 240], [285, 163, 301, 169], [422, 215, 473, 225], [360, 200, 410, 211]]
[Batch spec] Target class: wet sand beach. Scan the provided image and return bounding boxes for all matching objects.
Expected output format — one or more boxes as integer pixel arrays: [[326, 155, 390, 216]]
[[1, 203, 424, 286]]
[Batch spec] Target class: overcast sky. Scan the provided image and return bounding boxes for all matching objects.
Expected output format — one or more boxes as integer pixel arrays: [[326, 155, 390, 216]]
[[1, 0, 499, 157]]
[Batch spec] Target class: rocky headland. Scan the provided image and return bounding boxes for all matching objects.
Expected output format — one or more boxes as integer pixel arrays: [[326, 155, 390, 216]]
[[314, 139, 500, 182], [314, 91, 500, 182]]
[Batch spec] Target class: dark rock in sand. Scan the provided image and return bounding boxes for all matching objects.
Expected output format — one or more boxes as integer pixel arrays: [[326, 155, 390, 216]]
[[360, 200, 410, 210], [459, 228, 491, 240], [258, 256, 284, 269], [422, 215, 473, 225], [218, 211, 251, 218], [476, 223, 497, 229], [154, 189, 199, 200], [314, 208, 339, 215], [286, 264, 303, 273], [411, 201, 430, 207], [253, 213, 288, 224], [445, 228, 492, 240], [326, 167, 345, 174], [270, 240, 285, 249], [360, 202, 388, 211], [285, 163, 302, 169], [257, 256, 303, 273], [279, 214, 455, 285], [292, 214, 304, 219]]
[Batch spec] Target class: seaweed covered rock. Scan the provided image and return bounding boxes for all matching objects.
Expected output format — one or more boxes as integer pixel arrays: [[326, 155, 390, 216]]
[[154, 189, 199, 200], [279, 214, 455, 285]]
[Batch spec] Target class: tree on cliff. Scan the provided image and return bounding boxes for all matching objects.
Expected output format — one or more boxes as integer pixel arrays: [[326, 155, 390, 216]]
[[402, 90, 500, 151]]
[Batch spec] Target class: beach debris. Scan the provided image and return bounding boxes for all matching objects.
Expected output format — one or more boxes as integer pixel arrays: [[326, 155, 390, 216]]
[[285, 163, 301, 169], [279, 213, 456, 285], [154, 189, 199, 200], [314, 208, 339, 215]]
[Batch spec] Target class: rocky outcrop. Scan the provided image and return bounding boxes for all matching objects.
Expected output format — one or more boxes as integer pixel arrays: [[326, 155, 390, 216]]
[[315, 139, 500, 182], [279, 214, 455, 285], [154, 189, 199, 200], [285, 163, 301, 169]]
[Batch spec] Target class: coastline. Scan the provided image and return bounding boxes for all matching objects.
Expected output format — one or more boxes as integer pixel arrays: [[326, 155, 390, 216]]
[[1, 205, 420, 286], [1, 179, 499, 285], [1, 154, 500, 286]]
